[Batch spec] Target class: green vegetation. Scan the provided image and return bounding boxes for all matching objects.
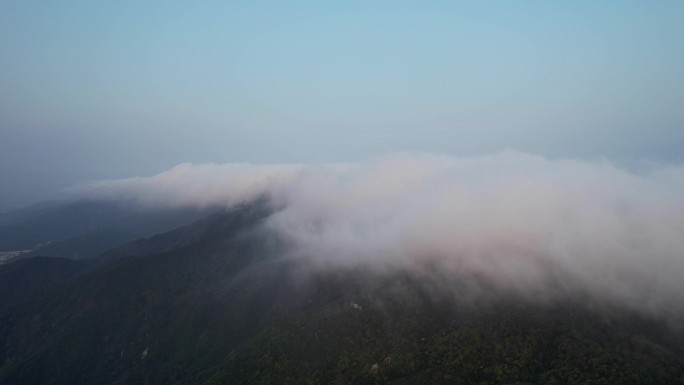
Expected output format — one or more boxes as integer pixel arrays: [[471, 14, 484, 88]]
[[1, 205, 683, 384]]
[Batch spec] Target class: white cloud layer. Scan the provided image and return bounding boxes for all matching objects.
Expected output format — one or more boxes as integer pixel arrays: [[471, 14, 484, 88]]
[[74, 151, 684, 318]]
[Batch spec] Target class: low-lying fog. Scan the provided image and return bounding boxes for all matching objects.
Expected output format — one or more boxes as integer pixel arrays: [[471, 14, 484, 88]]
[[73, 151, 684, 319]]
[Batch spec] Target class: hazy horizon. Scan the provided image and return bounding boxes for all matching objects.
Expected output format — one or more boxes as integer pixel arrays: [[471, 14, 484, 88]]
[[2, 1, 683, 209], [2, 4, 684, 381]]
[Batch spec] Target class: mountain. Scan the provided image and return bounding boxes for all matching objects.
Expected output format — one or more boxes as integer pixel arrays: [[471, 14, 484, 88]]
[[0, 202, 683, 384], [0, 200, 216, 262]]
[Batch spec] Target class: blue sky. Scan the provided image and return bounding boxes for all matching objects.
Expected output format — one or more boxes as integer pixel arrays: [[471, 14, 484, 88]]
[[1, 1, 683, 209]]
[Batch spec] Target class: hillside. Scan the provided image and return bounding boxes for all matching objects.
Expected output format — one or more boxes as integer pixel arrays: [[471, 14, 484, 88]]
[[0, 203, 683, 384], [0, 200, 214, 261]]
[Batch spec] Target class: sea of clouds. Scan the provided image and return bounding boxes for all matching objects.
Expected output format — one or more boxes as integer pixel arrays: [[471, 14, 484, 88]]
[[73, 151, 684, 318]]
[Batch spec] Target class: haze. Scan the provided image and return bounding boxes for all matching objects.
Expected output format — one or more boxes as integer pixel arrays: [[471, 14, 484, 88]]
[[70, 152, 684, 319], [2, 1, 684, 209]]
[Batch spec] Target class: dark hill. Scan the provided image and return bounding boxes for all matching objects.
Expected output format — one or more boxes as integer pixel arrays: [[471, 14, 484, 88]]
[[0, 257, 84, 313], [0, 203, 683, 384], [0, 200, 216, 261]]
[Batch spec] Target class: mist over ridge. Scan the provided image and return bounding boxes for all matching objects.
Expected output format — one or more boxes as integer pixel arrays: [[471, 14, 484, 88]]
[[73, 151, 684, 318]]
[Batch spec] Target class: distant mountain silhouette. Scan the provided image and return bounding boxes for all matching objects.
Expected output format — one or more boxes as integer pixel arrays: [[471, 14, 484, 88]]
[[0, 200, 216, 261]]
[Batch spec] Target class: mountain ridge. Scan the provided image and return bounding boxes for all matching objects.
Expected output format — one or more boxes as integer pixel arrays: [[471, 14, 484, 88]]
[[1, 201, 683, 384]]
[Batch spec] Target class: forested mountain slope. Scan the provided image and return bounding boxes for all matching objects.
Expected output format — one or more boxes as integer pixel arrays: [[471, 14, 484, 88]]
[[1, 203, 682, 385]]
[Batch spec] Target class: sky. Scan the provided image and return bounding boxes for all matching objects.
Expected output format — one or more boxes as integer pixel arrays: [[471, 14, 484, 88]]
[[1, 1, 684, 210]]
